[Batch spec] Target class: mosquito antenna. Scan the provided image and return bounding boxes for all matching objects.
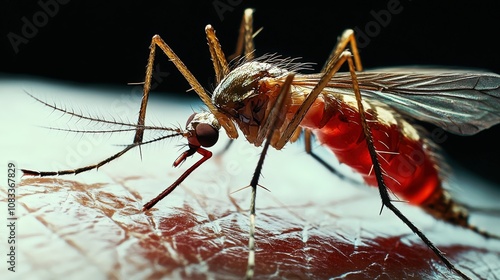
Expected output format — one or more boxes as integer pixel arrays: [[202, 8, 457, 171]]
[[25, 91, 150, 129], [37, 124, 182, 134], [39, 126, 140, 134]]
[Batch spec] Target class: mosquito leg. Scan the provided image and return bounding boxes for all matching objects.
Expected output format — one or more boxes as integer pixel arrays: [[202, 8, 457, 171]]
[[21, 39, 169, 176], [21, 134, 181, 177], [210, 8, 257, 153], [148, 35, 238, 139], [133, 34, 157, 145], [344, 53, 472, 280], [275, 45, 471, 278], [297, 29, 367, 179], [245, 74, 295, 279], [207, 7, 256, 84], [22, 144, 136, 176], [206, 25, 230, 85], [228, 8, 256, 62], [301, 128, 365, 187], [142, 146, 212, 210], [304, 129, 346, 178], [278, 29, 362, 146], [322, 29, 363, 72], [22, 35, 187, 178], [304, 128, 344, 173], [303, 129, 339, 173], [207, 8, 257, 86], [275, 51, 354, 149], [283, 29, 362, 148]]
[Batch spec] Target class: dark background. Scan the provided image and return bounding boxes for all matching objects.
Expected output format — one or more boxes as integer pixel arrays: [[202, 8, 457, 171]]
[[2, 0, 499, 185]]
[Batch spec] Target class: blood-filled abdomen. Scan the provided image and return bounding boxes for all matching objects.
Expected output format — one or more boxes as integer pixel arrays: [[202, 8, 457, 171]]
[[295, 95, 441, 205]]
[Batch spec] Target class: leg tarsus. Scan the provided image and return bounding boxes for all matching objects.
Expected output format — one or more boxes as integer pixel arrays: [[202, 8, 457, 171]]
[[304, 129, 363, 186], [228, 8, 256, 62], [345, 53, 471, 280], [22, 144, 136, 177], [245, 74, 295, 279], [322, 29, 363, 73]]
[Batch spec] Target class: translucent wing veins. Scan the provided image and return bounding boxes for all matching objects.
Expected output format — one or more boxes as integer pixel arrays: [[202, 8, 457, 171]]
[[294, 68, 500, 135]]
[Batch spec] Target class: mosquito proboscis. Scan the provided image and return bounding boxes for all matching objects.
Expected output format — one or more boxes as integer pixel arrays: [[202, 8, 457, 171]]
[[22, 8, 500, 280]]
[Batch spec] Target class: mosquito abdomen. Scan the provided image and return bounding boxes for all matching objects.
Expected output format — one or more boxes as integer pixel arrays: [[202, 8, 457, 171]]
[[298, 94, 441, 206], [289, 91, 498, 237]]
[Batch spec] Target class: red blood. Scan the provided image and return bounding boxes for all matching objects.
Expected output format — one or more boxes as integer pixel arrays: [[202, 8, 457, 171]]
[[296, 98, 439, 205]]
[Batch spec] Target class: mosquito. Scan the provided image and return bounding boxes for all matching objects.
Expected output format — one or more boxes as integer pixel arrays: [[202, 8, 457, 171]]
[[22, 8, 500, 280]]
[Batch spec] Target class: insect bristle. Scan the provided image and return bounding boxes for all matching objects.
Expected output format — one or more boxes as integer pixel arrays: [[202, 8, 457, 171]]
[[229, 53, 315, 74], [26, 90, 184, 138]]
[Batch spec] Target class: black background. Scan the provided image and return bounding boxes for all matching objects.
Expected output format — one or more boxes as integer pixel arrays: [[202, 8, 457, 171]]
[[2, 0, 499, 185]]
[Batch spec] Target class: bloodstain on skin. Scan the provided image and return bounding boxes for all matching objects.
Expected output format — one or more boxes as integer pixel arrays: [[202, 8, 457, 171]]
[[14, 175, 498, 279]]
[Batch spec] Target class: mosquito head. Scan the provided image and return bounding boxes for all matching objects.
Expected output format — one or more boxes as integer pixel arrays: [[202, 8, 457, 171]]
[[185, 112, 220, 148], [212, 61, 289, 143]]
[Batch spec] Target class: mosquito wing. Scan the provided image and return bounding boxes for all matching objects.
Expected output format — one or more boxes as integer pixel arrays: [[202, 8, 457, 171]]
[[293, 68, 500, 135]]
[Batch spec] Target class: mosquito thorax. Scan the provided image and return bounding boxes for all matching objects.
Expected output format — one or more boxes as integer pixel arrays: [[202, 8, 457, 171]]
[[212, 61, 289, 141], [185, 112, 220, 147], [212, 61, 288, 117]]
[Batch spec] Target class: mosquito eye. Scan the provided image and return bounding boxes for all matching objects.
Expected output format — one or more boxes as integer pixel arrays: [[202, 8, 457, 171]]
[[195, 123, 219, 147]]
